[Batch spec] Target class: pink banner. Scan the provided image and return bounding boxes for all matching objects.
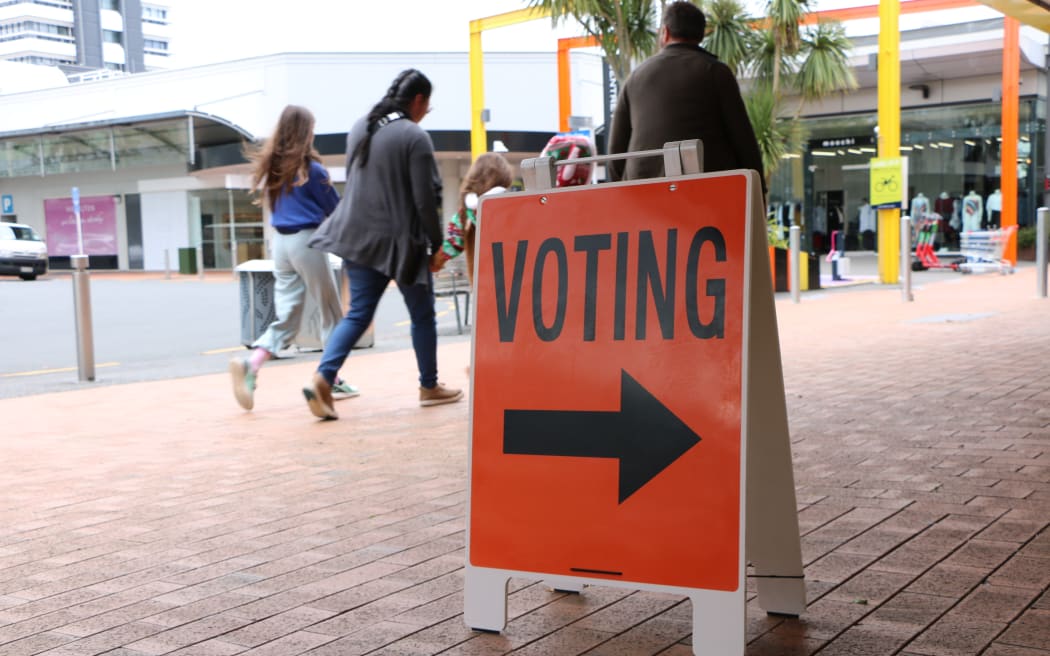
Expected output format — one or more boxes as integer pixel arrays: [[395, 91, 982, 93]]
[[44, 195, 118, 256]]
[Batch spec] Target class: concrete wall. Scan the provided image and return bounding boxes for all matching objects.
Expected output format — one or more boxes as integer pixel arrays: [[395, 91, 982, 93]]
[[140, 190, 189, 270]]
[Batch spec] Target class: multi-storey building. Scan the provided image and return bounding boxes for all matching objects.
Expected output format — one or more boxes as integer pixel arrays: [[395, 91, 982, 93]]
[[0, 0, 170, 74]]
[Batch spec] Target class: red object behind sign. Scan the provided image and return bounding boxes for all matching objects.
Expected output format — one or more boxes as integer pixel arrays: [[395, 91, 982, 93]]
[[469, 174, 749, 592]]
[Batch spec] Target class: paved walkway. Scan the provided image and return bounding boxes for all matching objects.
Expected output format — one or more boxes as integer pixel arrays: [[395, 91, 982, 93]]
[[2, 267, 1048, 656]]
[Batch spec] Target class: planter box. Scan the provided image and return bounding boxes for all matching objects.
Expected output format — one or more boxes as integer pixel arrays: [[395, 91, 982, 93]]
[[769, 247, 820, 292]]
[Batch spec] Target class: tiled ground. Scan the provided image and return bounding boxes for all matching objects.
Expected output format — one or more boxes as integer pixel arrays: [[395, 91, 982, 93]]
[[2, 266, 1048, 655]]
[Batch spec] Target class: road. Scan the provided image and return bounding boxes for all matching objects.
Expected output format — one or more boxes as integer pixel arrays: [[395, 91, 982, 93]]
[[0, 272, 471, 399]]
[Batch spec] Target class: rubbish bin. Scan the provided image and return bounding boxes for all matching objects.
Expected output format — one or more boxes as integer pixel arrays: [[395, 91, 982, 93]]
[[178, 247, 197, 275], [236, 255, 374, 351]]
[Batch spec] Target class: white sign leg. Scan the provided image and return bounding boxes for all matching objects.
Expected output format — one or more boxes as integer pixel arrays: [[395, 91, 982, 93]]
[[463, 566, 510, 631], [744, 186, 806, 617], [690, 590, 745, 655]]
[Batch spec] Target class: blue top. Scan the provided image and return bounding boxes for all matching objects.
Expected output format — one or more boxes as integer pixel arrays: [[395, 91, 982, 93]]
[[271, 160, 340, 233]]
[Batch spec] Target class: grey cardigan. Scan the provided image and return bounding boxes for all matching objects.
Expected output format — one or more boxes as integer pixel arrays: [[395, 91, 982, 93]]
[[310, 115, 443, 287]]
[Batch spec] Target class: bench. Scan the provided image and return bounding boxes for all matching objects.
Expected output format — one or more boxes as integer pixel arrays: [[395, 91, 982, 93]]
[[433, 256, 472, 334]]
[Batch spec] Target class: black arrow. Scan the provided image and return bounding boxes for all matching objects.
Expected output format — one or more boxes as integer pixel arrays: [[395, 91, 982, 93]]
[[503, 370, 700, 504]]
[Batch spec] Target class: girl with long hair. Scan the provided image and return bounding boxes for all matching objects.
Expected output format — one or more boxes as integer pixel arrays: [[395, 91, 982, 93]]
[[229, 104, 358, 410], [304, 69, 461, 420], [431, 152, 513, 284]]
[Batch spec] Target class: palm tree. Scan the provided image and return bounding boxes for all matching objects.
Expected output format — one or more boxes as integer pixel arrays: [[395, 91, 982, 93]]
[[700, 0, 856, 179], [525, 0, 657, 84], [795, 21, 856, 104], [765, 0, 808, 99]]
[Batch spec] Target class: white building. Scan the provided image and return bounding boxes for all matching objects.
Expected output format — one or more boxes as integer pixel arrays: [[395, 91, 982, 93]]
[[0, 0, 171, 74], [0, 51, 605, 271]]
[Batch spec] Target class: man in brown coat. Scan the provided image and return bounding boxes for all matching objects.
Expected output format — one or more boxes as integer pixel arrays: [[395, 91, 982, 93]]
[[608, 1, 766, 194]]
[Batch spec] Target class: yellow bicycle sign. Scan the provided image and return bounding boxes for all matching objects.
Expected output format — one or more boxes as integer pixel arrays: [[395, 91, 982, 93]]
[[870, 157, 904, 208]]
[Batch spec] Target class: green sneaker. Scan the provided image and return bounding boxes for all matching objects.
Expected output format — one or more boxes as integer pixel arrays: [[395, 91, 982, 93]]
[[331, 380, 360, 401], [229, 356, 256, 410]]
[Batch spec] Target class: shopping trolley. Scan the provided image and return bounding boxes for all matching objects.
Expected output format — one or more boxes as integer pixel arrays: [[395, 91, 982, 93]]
[[957, 225, 1017, 274]]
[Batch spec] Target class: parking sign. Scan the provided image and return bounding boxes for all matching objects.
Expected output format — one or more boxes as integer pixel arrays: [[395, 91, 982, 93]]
[[1, 194, 12, 214]]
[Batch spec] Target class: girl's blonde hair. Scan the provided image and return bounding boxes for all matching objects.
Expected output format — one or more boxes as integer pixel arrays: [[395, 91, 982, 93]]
[[247, 105, 322, 211], [458, 153, 513, 219], [459, 153, 513, 283]]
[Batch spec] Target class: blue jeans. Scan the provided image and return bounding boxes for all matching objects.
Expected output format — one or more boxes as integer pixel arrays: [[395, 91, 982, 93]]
[[318, 261, 438, 389]]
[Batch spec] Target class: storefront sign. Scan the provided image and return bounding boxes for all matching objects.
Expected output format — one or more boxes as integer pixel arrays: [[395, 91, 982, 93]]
[[808, 135, 875, 149], [44, 195, 118, 256], [870, 157, 907, 209]]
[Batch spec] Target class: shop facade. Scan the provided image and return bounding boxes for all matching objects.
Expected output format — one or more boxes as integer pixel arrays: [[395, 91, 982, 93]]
[[769, 98, 1045, 252]]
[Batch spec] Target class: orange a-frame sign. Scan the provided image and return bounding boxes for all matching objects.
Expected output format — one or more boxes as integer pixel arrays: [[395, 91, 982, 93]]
[[464, 169, 805, 655]]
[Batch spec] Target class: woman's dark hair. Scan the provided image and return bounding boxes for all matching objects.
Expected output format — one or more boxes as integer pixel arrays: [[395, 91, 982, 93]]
[[663, 1, 706, 43], [351, 68, 433, 167]]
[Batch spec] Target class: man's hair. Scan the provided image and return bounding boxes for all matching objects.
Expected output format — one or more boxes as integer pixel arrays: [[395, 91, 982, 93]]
[[663, 1, 706, 43]]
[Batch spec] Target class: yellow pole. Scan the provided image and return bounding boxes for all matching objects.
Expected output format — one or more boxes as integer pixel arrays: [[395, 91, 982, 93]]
[[469, 7, 550, 160], [469, 22, 486, 159], [877, 0, 901, 284]]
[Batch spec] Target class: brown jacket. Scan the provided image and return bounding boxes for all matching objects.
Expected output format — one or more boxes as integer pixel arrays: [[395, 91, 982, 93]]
[[608, 43, 766, 194]]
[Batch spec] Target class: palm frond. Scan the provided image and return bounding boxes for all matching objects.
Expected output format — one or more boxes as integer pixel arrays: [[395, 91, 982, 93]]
[[796, 21, 857, 101], [744, 86, 804, 178], [528, 0, 656, 83], [765, 0, 808, 54], [747, 28, 795, 87], [702, 0, 759, 77]]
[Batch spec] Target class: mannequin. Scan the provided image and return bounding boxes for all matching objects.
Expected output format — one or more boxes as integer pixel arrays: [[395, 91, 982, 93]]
[[963, 190, 983, 232], [986, 189, 1002, 229], [858, 198, 876, 251], [934, 192, 954, 248], [813, 200, 827, 251], [934, 192, 953, 219], [813, 201, 827, 233], [910, 192, 929, 227]]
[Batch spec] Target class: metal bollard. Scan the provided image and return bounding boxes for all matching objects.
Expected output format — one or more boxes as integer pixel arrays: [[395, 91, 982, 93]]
[[1038, 207, 1048, 298], [789, 225, 801, 304], [164, 248, 171, 280], [196, 245, 205, 281], [900, 215, 913, 302], [71, 254, 96, 381]]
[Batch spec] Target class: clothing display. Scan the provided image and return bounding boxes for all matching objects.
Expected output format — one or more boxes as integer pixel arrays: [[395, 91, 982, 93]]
[[962, 191, 983, 232], [934, 193, 954, 222], [858, 202, 876, 233], [813, 204, 827, 233], [910, 192, 929, 222], [986, 189, 1002, 229]]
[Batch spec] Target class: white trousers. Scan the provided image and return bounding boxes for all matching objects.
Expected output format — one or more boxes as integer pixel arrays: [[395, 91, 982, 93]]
[[252, 228, 342, 354]]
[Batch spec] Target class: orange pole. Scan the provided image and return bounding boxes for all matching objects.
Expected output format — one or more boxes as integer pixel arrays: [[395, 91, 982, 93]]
[[799, 0, 975, 24], [1002, 16, 1020, 263], [753, 0, 977, 29], [557, 35, 600, 132]]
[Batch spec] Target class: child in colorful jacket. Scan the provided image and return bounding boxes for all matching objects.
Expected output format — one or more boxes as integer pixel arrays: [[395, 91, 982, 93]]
[[432, 152, 513, 283]]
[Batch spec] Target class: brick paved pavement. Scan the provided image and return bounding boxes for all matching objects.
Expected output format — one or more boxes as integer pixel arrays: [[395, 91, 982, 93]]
[[2, 267, 1048, 655]]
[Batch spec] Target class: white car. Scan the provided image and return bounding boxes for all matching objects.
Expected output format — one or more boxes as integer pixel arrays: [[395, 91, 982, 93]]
[[0, 223, 48, 281]]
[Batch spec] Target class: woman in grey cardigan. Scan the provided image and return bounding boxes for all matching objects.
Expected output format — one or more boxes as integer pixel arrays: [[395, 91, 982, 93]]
[[303, 69, 462, 420]]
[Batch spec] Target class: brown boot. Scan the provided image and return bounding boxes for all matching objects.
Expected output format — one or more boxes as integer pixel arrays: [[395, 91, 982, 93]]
[[419, 383, 463, 407], [303, 372, 338, 420]]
